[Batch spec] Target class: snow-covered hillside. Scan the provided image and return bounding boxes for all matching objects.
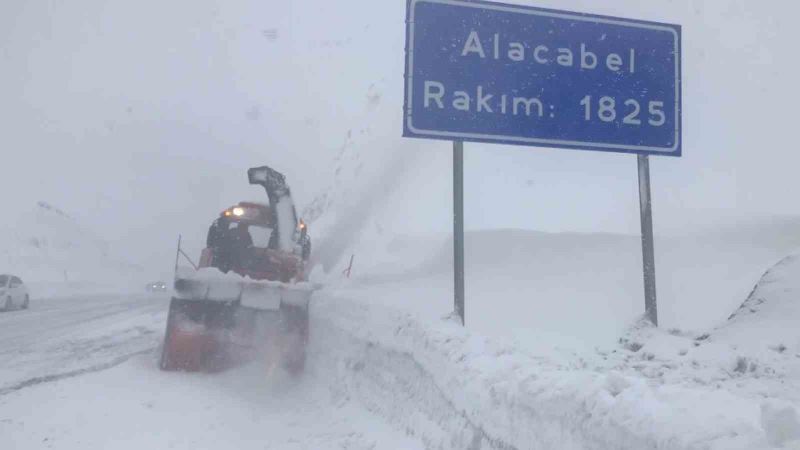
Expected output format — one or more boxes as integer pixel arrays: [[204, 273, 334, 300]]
[[325, 219, 800, 353], [0, 202, 143, 295]]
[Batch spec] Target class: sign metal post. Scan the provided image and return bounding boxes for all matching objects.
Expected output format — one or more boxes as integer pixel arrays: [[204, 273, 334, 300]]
[[453, 141, 465, 325], [637, 155, 658, 325]]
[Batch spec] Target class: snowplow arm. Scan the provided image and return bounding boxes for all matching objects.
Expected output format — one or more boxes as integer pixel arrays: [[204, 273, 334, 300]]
[[248, 166, 299, 252], [248, 166, 293, 211]]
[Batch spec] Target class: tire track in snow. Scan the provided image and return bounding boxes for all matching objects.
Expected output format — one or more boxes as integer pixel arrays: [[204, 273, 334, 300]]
[[0, 348, 154, 397]]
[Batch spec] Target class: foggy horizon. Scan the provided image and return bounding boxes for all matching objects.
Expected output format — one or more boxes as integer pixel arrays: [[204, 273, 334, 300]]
[[2, 0, 799, 270]]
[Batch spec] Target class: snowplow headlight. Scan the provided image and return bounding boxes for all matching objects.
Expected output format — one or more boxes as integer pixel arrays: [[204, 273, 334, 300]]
[[232, 207, 245, 217]]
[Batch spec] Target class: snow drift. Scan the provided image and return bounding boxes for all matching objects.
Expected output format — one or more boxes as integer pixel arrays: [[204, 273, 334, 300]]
[[309, 293, 776, 449], [305, 247, 800, 449]]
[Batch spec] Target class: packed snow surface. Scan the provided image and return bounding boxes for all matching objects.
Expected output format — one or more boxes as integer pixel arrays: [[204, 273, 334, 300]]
[[0, 292, 422, 450], [0, 293, 165, 395]]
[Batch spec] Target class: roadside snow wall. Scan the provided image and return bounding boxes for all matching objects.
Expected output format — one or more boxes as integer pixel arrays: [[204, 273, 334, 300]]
[[308, 294, 770, 450]]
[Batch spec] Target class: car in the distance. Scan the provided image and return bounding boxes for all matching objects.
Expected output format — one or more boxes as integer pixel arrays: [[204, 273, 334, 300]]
[[1, 274, 29, 310], [146, 281, 168, 292]]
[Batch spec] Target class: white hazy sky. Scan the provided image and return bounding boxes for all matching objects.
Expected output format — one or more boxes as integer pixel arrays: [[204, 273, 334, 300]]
[[2, 0, 799, 272]]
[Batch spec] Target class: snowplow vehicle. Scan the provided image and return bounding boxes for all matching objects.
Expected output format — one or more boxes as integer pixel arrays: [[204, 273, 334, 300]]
[[160, 166, 312, 374]]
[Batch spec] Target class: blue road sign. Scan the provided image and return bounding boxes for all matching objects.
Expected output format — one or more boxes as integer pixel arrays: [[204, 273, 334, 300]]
[[403, 0, 682, 156]]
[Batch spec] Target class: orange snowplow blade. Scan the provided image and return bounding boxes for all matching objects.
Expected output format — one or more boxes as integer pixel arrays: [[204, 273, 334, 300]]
[[159, 299, 235, 372], [159, 277, 312, 373]]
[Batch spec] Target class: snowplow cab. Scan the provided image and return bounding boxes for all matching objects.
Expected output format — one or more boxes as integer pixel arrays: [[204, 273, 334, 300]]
[[200, 201, 311, 283]]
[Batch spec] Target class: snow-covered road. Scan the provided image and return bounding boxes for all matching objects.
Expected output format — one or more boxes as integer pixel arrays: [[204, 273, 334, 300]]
[[0, 293, 167, 395], [0, 293, 423, 450]]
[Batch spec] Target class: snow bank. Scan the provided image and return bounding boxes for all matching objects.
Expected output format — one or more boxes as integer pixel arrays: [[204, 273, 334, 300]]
[[721, 254, 800, 354], [761, 401, 800, 448], [602, 253, 800, 409], [308, 293, 774, 450]]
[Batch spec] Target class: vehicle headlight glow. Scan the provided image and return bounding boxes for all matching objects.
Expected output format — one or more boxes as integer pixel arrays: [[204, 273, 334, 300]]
[[232, 207, 245, 217]]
